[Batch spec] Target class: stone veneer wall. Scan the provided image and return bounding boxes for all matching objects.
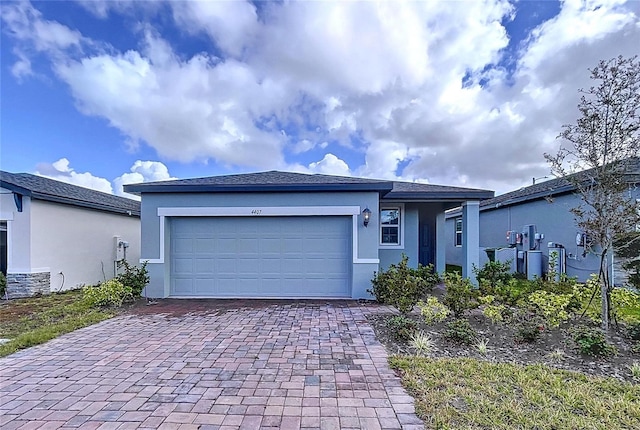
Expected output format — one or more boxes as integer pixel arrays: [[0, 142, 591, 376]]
[[6, 272, 51, 298]]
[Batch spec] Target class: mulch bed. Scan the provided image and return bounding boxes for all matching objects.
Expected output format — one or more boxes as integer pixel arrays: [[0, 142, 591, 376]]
[[368, 285, 639, 384]]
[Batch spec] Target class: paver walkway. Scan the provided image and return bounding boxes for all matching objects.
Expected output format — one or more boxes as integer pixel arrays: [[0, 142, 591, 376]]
[[0, 301, 423, 429]]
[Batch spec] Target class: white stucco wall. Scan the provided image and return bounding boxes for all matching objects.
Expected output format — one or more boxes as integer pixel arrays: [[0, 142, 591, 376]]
[[29, 200, 141, 290]]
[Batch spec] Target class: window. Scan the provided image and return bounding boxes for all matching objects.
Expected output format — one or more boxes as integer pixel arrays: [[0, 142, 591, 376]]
[[380, 208, 400, 245], [455, 218, 463, 247]]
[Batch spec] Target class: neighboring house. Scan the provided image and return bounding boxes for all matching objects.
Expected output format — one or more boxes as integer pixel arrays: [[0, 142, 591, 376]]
[[124, 171, 493, 299], [0, 171, 141, 298], [446, 159, 640, 284]]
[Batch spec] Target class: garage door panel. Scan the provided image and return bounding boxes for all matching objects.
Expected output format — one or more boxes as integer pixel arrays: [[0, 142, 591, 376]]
[[174, 238, 193, 253], [194, 238, 215, 253], [173, 278, 194, 294], [173, 258, 194, 274], [237, 238, 258, 253], [170, 216, 351, 297], [215, 258, 237, 274], [194, 258, 214, 273], [260, 258, 282, 275], [261, 238, 282, 252]]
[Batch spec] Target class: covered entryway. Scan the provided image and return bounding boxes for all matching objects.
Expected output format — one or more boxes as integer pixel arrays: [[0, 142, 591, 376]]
[[170, 216, 352, 298]]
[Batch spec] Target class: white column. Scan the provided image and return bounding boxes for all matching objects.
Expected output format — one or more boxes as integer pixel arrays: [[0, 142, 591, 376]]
[[435, 211, 446, 275], [462, 201, 480, 285]]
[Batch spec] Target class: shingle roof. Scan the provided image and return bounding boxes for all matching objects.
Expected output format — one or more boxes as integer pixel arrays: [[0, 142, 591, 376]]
[[1, 171, 140, 217], [124, 170, 493, 200], [446, 157, 640, 216], [124, 170, 395, 194], [386, 181, 494, 200]]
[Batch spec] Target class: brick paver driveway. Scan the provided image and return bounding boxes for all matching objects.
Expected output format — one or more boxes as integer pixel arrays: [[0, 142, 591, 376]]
[[1, 300, 424, 430]]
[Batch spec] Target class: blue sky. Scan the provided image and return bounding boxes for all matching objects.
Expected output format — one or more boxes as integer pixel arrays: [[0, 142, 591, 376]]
[[1, 0, 639, 199]]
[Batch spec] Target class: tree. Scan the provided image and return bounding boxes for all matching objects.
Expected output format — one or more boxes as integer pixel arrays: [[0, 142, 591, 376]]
[[545, 55, 640, 330]]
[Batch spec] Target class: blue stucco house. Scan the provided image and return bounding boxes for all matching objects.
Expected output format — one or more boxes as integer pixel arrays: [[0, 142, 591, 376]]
[[124, 171, 492, 299], [446, 159, 640, 284]]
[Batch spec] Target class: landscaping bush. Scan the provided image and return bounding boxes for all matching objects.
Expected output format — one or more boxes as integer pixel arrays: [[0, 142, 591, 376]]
[[478, 296, 506, 324], [369, 255, 438, 314], [532, 271, 579, 296], [528, 290, 574, 328], [626, 321, 640, 341], [615, 231, 640, 289], [386, 314, 419, 342], [610, 287, 640, 323], [444, 318, 477, 345], [573, 277, 640, 324], [83, 279, 133, 308], [443, 272, 478, 318], [488, 278, 537, 307], [512, 310, 545, 343], [417, 296, 450, 325], [475, 260, 513, 292], [573, 326, 617, 357], [0, 272, 6, 298], [418, 296, 451, 324], [116, 260, 150, 296]]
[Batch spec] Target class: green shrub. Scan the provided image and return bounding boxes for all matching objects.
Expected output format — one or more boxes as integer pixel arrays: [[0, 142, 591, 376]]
[[489, 278, 536, 307], [369, 255, 438, 314], [573, 278, 640, 324], [573, 326, 617, 357], [83, 279, 133, 308], [477, 295, 506, 324], [533, 271, 579, 296], [475, 260, 513, 292], [610, 287, 640, 323], [484, 305, 507, 324], [444, 318, 477, 345], [512, 310, 545, 343], [386, 315, 419, 342], [0, 272, 6, 297], [627, 321, 640, 341], [615, 231, 640, 289], [417, 296, 450, 325], [116, 260, 150, 296], [443, 272, 478, 318], [528, 290, 574, 328]]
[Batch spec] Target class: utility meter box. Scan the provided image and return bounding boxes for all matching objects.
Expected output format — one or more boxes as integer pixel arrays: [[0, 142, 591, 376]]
[[506, 230, 518, 246], [522, 225, 537, 250]]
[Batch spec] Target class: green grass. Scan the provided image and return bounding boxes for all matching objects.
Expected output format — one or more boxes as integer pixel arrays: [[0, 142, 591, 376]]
[[0, 290, 116, 357], [389, 356, 640, 430]]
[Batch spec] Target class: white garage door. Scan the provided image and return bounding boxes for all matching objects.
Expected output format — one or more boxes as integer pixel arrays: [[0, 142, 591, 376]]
[[170, 216, 352, 298]]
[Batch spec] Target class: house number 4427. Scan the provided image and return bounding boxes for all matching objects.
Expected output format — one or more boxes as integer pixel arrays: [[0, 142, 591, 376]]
[[251, 209, 262, 215]]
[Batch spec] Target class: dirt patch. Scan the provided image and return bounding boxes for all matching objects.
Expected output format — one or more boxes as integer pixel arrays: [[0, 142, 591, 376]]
[[0, 291, 83, 324], [368, 286, 639, 384]]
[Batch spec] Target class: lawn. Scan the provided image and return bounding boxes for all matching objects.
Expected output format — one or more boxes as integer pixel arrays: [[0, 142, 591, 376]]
[[390, 356, 640, 430], [0, 289, 117, 357]]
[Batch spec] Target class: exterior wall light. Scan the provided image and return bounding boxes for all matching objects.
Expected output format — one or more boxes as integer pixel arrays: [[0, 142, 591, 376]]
[[362, 207, 372, 227]]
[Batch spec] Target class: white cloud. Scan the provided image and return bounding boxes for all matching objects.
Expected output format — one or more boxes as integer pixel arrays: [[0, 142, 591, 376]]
[[35, 158, 175, 200], [171, 0, 258, 57], [308, 153, 351, 177], [1, 0, 86, 78], [113, 160, 175, 198], [5, 0, 640, 194], [36, 158, 114, 194]]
